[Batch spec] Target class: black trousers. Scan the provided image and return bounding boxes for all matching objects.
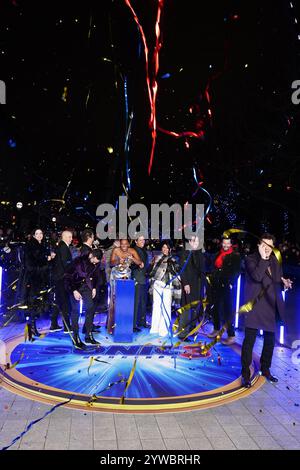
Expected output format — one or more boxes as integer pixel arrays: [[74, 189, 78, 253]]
[[241, 327, 275, 379], [133, 283, 147, 327], [53, 280, 70, 326], [178, 291, 202, 339], [211, 285, 235, 337], [178, 295, 199, 339], [70, 286, 95, 335], [27, 282, 42, 321]]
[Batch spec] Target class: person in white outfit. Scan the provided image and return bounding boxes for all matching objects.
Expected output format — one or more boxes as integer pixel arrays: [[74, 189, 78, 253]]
[[149, 241, 181, 337]]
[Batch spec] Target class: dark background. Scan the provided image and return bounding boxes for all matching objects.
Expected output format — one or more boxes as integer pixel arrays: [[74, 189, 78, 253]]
[[0, 0, 300, 241]]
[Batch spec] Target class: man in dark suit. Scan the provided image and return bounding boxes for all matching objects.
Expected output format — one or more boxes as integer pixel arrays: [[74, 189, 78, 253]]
[[132, 236, 149, 331], [50, 230, 73, 332], [178, 236, 205, 340], [241, 233, 293, 387], [64, 249, 103, 349], [207, 237, 241, 345], [80, 228, 94, 256], [79, 228, 103, 333]]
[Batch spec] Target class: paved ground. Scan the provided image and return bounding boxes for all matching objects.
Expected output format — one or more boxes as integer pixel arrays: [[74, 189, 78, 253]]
[[0, 320, 300, 450]]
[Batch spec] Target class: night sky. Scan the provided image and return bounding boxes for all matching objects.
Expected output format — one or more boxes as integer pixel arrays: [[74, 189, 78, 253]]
[[0, 0, 300, 240]]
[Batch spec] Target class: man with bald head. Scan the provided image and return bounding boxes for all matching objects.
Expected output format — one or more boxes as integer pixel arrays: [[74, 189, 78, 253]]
[[50, 230, 73, 332]]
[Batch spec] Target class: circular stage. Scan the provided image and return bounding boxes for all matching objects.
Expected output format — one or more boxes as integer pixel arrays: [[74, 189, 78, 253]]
[[0, 329, 264, 413]]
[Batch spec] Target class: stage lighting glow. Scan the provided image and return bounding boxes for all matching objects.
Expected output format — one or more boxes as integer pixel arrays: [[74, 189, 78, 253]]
[[16, 202, 23, 209], [260, 329, 263, 336], [279, 325, 285, 345], [52, 217, 56, 222], [0, 266, 2, 313], [79, 299, 83, 314]]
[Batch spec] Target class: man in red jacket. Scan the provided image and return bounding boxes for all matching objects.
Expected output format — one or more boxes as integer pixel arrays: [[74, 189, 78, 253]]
[[207, 237, 241, 345]]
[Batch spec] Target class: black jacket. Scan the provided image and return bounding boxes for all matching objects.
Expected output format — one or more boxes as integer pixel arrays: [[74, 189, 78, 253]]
[[131, 246, 148, 284], [212, 252, 241, 288], [179, 249, 205, 287], [179, 249, 205, 305], [18, 238, 50, 300], [80, 243, 93, 256], [244, 252, 285, 332], [64, 255, 101, 293], [80, 244, 105, 285], [52, 241, 72, 282]]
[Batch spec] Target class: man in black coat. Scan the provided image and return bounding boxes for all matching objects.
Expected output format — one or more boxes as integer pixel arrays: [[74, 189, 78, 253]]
[[79, 228, 104, 333], [207, 237, 241, 345], [241, 233, 293, 387], [80, 228, 94, 256], [132, 236, 149, 331], [64, 249, 103, 349], [178, 236, 205, 340], [51, 230, 73, 332]]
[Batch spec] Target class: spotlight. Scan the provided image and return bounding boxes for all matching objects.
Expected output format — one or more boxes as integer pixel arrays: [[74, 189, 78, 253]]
[[279, 325, 285, 345], [52, 217, 57, 222], [16, 202, 23, 209]]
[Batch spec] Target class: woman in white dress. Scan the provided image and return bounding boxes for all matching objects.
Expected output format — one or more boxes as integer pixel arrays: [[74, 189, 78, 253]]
[[149, 241, 181, 337]]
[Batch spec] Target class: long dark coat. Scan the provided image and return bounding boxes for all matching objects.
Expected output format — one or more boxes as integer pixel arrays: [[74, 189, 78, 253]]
[[18, 238, 50, 303], [179, 249, 205, 306], [244, 251, 285, 332]]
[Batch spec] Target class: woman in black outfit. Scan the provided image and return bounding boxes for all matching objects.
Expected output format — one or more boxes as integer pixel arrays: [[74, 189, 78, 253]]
[[22, 228, 55, 336]]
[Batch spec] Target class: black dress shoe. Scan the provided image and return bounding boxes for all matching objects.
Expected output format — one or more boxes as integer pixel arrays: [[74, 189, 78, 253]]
[[63, 322, 73, 333], [133, 327, 141, 333], [241, 377, 252, 388], [261, 370, 278, 383], [49, 324, 62, 332], [84, 333, 101, 345], [73, 334, 86, 350], [92, 325, 101, 331], [82, 324, 101, 334]]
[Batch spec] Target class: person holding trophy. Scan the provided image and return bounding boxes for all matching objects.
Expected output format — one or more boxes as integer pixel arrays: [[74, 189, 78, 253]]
[[106, 239, 143, 334]]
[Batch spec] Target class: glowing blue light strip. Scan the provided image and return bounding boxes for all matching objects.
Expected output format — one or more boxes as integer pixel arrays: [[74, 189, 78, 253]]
[[235, 274, 241, 328], [279, 325, 284, 345], [0, 267, 2, 314], [79, 299, 83, 314], [279, 290, 286, 344]]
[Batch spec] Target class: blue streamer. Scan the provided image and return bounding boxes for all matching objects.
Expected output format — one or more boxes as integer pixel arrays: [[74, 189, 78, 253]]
[[152, 167, 213, 349], [1, 396, 74, 451]]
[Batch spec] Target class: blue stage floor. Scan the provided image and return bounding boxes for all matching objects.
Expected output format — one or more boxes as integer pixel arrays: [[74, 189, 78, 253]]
[[0, 313, 263, 412]]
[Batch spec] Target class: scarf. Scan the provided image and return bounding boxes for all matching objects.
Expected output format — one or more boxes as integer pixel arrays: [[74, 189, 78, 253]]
[[215, 246, 234, 269]]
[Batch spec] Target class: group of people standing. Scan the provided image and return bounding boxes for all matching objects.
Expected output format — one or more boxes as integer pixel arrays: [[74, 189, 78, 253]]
[[19, 228, 293, 387]]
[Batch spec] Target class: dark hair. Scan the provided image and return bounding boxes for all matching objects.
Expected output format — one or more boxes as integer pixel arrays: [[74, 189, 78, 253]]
[[259, 233, 276, 244], [81, 229, 94, 243], [31, 228, 43, 236], [161, 240, 172, 251], [90, 248, 103, 260], [221, 236, 232, 242]]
